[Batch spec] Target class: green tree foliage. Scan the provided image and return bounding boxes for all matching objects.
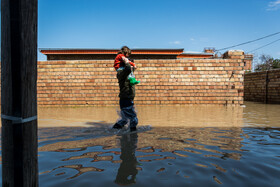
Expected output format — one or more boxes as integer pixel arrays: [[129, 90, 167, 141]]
[[272, 59, 280, 69], [254, 54, 280, 71]]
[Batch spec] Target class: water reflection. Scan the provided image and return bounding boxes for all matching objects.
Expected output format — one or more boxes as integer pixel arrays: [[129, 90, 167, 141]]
[[35, 125, 280, 186], [57, 164, 104, 180], [243, 102, 280, 127], [1, 102, 280, 186], [115, 133, 139, 185], [38, 127, 244, 159], [37, 126, 249, 185]]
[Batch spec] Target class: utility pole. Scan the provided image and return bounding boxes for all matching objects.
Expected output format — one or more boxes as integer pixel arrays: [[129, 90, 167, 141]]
[[1, 0, 38, 186]]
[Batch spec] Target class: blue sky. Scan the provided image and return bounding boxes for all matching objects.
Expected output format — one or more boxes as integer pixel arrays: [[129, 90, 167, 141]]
[[34, 0, 280, 60]]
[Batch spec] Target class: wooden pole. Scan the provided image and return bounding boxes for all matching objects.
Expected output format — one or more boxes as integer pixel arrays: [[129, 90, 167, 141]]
[[1, 0, 38, 186]]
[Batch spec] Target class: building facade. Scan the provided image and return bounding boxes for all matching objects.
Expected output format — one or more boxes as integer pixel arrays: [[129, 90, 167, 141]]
[[37, 49, 252, 106]]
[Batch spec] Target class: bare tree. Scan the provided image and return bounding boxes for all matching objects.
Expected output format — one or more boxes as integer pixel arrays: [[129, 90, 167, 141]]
[[254, 54, 280, 71]]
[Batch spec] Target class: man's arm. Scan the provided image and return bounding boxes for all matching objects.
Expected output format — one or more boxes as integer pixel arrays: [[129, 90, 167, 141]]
[[122, 56, 130, 64], [122, 56, 137, 69], [117, 59, 132, 80]]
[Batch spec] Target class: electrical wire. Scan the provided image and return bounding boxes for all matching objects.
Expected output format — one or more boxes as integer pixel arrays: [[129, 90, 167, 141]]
[[216, 31, 280, 51], [247, 38, 280, 53]]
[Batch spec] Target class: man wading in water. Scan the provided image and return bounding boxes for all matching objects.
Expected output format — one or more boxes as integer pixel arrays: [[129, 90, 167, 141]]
[[113, 46, 139, 132]]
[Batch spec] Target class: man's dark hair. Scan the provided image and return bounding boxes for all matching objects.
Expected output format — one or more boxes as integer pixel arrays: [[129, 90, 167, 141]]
[[119, 46, 131, 56]]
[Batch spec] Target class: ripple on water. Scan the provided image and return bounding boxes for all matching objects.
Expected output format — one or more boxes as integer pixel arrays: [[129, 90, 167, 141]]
[[25, 125, 279, 187]]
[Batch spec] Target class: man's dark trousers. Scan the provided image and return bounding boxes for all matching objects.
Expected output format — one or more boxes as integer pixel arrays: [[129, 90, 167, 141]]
[[116, 98, 138, 128]]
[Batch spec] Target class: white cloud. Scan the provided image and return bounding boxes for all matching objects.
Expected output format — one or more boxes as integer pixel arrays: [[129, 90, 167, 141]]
[[190, 38, 195, 41], [267, 0, 280, 11], [169, 41, 181, 45], [199, 37, 209, 42]]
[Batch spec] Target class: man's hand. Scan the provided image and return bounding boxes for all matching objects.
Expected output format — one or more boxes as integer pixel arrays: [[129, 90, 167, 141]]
[[122, 56, 130, 64]]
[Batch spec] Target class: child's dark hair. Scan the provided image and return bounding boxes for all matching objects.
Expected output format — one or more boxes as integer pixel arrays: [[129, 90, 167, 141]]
[[118, 46, 131, 56]]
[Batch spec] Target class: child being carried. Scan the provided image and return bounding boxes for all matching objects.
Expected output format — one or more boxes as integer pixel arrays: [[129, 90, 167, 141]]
[[114, 46, 140, 85]]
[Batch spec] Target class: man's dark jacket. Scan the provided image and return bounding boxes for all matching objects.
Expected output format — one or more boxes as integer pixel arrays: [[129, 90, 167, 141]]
[[117, 63, 135, 100]]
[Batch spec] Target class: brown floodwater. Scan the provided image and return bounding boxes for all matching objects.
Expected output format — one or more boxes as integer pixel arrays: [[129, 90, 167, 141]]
[[1, 101, 280, 186], [35, 103, 254, 127]]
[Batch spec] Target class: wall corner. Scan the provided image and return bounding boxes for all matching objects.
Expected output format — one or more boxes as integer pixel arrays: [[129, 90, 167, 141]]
[[223, 50, 245, 59]]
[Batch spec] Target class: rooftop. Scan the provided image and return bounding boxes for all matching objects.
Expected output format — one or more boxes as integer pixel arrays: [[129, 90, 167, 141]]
[[39, 48, 215, 60], [40, 48, 185, 55]]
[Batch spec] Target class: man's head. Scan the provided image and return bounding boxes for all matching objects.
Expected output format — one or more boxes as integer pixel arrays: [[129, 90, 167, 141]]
[[120, 46, 131, 57]]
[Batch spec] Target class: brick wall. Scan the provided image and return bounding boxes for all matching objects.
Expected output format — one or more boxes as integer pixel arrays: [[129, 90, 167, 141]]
[[244, 54, 253, 71], [244, 69, 280, 103], [37, 51, 245, 106]]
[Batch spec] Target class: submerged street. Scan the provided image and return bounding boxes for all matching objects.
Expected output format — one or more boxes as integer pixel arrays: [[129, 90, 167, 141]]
[[1, 102, 280, 186]]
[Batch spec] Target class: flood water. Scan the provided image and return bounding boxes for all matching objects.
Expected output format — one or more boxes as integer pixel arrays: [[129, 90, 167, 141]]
[[1, 102, 280, 186]]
